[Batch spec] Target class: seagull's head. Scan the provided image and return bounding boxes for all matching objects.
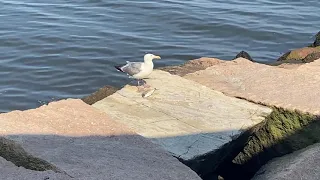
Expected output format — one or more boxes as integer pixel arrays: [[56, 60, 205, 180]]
[[144, 53, 161, 62]]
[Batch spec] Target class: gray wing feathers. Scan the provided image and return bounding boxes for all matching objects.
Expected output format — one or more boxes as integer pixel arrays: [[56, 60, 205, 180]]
[[121, 62, 143, 76]]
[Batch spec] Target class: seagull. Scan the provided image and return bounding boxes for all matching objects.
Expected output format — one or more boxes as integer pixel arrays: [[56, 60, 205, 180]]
[[114, 53, 161, 88]]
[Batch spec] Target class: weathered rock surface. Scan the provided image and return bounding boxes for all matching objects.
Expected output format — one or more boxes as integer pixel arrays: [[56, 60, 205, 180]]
[[277, 46, 320, 62], [0, 99, 132, 136], [184, 58, 320, 115], [0, 157, 69, 180], [252, 143, 320, 180], [0, 99, 201, 180], [92, 70, 272, 161], [303, 52, 320, 63], [277, 31, 320, 63], [82, 85, 118, 105]]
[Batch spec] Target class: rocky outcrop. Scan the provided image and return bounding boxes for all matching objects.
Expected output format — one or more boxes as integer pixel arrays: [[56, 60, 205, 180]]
[[311, 31, 320, 47], [303, 51, 320, 62], [277, 31, 320, 63], [0, 99, 201, 180], [177, 106, 319, 180], [277, 46, 320, 63], [252, 143, 320, 180], [233, 51, 255, 62], [231, 107, 319, 179]]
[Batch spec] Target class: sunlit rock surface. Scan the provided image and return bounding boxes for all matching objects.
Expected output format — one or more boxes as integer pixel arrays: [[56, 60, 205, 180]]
[[93, 70, 271, 160]]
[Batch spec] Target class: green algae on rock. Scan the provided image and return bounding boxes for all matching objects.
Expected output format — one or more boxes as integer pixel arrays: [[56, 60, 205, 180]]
[[303, 52, 320, 63], [232, 107, 319, 179], [82, 85, 118, 105], [181, 107, 320, 180], [277, 31, 320, 63], [277, 46, 320, 62]]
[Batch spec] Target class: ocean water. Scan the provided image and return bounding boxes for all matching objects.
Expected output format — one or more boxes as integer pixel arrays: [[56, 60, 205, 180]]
[[0, 0, 319, 112]]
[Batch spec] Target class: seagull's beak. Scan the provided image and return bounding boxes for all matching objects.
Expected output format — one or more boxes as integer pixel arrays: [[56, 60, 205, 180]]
[[153, 55, 161, 60]]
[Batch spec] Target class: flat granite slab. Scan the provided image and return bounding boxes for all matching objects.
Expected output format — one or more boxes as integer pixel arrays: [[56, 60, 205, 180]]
[[93, 70, 272, 160], [184, 58, 320, 115], [0, 99, 200, 180]]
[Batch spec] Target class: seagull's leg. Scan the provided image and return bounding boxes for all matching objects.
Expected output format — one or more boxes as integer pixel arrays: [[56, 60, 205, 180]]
[[137, 79, 145, 92]]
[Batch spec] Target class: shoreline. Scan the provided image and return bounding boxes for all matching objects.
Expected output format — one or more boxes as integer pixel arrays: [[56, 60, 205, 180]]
[[0, 32, 319, 180], [79, 58, 320, 179], [78, 32, 320, 179]]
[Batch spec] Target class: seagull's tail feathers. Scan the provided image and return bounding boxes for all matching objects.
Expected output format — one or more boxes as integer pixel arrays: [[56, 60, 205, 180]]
[[114, 65, 125, 72]]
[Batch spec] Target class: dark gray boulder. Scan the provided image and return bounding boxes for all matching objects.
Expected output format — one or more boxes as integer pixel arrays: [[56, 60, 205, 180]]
[[233, 51, 254, 62], [252, 143, 320, 180]]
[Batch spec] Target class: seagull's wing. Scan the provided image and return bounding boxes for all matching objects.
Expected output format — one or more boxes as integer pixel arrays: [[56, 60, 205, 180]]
[[116, 62, 143, 76]]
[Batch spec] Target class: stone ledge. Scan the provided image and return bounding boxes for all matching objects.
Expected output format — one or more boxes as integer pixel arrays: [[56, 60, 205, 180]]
[[184, 57, 320, 115], [92, 70, 272, 161]]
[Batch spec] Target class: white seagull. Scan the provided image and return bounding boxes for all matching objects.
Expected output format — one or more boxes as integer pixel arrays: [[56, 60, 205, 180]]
[[115, 53, 161, 87]]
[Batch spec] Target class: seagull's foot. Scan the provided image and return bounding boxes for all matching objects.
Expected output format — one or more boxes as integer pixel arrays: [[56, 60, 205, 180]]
[[136, 83, 151, 92], [143, 83, 151, 88], [137, 85, 145, 92]]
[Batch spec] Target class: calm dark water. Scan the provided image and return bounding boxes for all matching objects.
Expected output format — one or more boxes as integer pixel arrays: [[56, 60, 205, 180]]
[[0, 0, 319, 112]]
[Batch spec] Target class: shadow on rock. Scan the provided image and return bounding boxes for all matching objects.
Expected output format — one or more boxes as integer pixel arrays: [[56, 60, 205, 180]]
[[1, 134, 202, 180], [230, 107, 320, 179], [183, 107, 320, 180]]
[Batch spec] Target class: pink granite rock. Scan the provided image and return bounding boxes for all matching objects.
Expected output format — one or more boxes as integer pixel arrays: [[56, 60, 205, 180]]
[[185, 58, 320, 115], [159, 57, 222, 76], [0, 99, 134, 136]]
